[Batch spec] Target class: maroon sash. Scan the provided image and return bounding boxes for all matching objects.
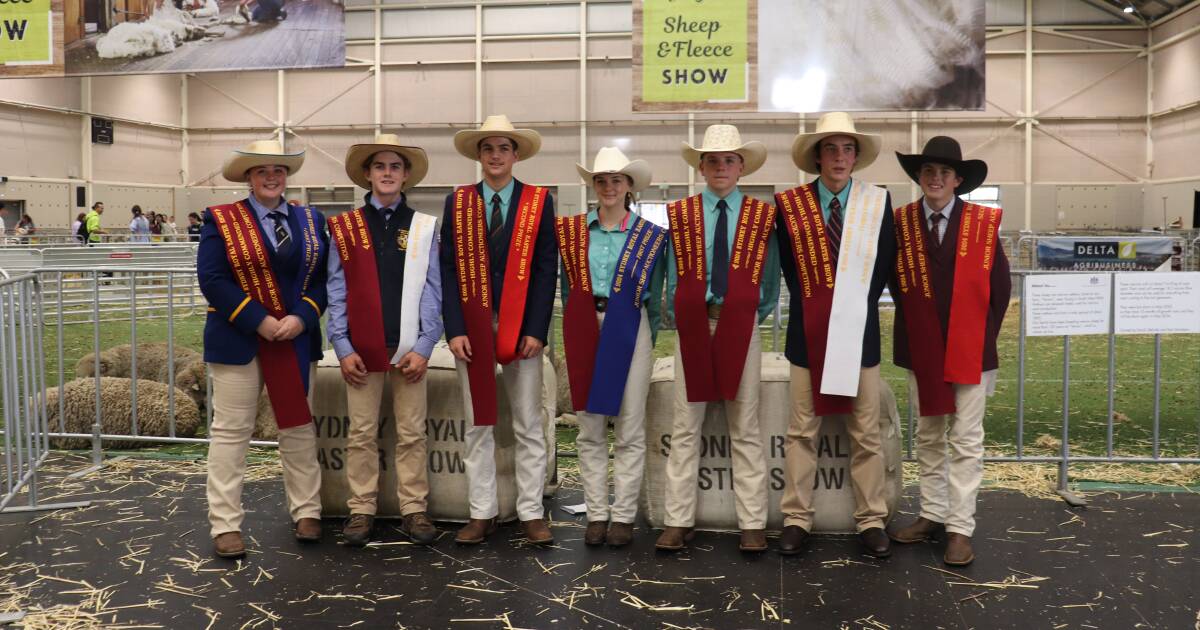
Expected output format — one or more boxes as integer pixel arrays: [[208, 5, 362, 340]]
[[895, 201, 1002, 416], [776, 185, 853, 416], [209, 202, 312, 429], [667, 194, 775, 402], [452, 183, 548, 426], [555, 213, 600, 411], [328, 208, 390, 372]]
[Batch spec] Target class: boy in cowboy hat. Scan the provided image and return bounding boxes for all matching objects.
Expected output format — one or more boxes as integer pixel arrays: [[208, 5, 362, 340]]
[[774, 112, 896, 558], [440, 115, 558, 546], [655, 124, 781, 553], [559, 147, 666, 547], [887, 136, 1010, 566], [326, 134, 443, 547], [198, 139, 329, 558]]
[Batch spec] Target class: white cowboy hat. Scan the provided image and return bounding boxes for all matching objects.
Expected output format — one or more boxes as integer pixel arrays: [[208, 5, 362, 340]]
[[791, 112, 881, 174], [680, 124, 767, 176], [576, 146, 652, 193], [453, 114, 542, 161], [222, 139, 305, 183], [344, 134, 430, 192]]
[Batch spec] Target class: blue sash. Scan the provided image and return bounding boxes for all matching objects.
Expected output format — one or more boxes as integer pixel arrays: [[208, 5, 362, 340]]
[[585, 217, 667, 415]]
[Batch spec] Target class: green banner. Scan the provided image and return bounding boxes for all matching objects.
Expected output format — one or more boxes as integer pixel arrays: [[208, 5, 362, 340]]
[[641, 0, 748, 104], [0, 0, 52, 65]]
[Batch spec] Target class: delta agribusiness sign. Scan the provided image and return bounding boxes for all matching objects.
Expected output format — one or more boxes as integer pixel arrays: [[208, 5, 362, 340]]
[[1037, 237, 1179, 271], [0, 0, 52, 65]]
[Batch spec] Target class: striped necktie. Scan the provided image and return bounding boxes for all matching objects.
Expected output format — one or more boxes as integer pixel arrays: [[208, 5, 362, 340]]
[[930, 211, 945, 245], [826, 196, 843, 258]]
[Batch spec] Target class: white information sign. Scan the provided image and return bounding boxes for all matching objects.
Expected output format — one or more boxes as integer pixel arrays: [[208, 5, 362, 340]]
[[1114, 272, 1200, 335], [1024, 274, 1112, 337]]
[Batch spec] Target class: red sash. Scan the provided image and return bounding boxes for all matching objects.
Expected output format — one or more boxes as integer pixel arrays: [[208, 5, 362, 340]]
[[327, 208, 390, 372], [556, 213, 599, 411], [894, 201, 1002, 416], [452, 183, 548, 425], [209, 202, 312, 429], [668, 194, 774, 402], [776, 185, 853, 416]]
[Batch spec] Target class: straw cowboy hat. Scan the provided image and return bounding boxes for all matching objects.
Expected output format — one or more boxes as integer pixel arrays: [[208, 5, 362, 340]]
[[453, 114, 542, 161], [680, 124, 766, 176], [344, 134, 430, 191], [222, 139, 305, 183], [791, 112, 881, 174], [895, 136, 988, 196], [576, 147, 652, 193]]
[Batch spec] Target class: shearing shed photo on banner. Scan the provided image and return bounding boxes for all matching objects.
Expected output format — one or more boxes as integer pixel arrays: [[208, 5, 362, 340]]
[[62, 0, 344, 75]]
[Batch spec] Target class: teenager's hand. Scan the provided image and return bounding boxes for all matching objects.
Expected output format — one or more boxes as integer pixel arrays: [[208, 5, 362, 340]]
[[448, 336, 473, 363]]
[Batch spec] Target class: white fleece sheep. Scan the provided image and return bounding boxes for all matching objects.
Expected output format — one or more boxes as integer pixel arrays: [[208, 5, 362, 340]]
[[45, 377, 201, 449], [75, 342, 200, 382], [95, 0, 208, 59]]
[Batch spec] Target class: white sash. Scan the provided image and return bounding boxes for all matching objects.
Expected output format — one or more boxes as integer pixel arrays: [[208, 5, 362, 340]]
[[391, 212, 438, 363], [820, 181, 887, 397]]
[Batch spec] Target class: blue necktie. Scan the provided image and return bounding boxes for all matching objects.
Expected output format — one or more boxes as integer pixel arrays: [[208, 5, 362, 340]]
[[268, 211, 291, 258], [711, 199, 729, 300]]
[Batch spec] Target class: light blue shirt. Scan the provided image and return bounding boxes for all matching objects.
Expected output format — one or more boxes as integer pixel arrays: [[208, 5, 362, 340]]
[[129, 216, 151, 243], [816, 178, 852, 223], [482, 178, 516, 227], [661, 187, 781, 324], [326, 195, 444, 361], [246, 195, 290, 249]]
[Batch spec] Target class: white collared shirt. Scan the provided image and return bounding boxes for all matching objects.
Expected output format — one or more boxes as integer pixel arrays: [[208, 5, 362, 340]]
[[922, 197, 956, 244]]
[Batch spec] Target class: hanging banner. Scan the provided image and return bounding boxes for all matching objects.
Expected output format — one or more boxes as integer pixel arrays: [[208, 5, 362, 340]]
[[1036, 237, 1179, 271], [0, 0, 63, 77], [633, 0, 985, 112]]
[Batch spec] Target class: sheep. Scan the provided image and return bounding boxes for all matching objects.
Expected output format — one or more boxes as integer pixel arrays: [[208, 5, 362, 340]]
[[44, 377, 201, 449], [74, 342, 200, 382]]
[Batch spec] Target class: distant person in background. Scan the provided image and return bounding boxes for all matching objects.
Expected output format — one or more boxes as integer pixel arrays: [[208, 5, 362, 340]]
[[237, 0, 287, 24], [15, 215, 35, 243], [83, 202, 105, 245], [130, 206, 152, 243], [165, 214, 179, 239], [72, 212, 87, 244], [187, 212, 203, 242], [0, 203, 7, 241]]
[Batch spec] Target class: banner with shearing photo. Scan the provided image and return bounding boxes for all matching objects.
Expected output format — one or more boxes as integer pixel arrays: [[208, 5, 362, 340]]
[[60, 0, 343, 76], [0, 0, 64, 77], [633, 0, 985, 112]]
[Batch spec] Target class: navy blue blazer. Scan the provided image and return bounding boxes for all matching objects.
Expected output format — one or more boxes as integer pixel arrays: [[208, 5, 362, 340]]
[[198, 200, 329, 365], [440, 179, 558, 345], [776, 189, 897, 369]]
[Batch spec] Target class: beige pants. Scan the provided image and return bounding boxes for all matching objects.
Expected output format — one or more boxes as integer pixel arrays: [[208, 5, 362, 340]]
[[344, 369, 429, 517], [576, 310, 652, 524], [455, 354, 547, 521], [781, 365, 887, 532], [206, 359, 321, 538], [664, 322, 767, 530], [908, 370, 987, 537]]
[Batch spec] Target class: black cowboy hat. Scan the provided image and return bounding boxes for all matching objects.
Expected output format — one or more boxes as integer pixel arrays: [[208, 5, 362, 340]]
[[895, 136, 988, 196]]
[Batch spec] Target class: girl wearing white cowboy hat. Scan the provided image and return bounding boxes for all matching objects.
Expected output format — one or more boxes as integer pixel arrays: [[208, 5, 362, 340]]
[[558, 147, 665, 548], [200, 138, 330, 559], [327, 134, 443, 548], [657, 124, 781, 554]]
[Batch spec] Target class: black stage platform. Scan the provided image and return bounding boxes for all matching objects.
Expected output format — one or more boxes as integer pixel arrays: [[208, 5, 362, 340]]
[[1, 454, 1197, 629]]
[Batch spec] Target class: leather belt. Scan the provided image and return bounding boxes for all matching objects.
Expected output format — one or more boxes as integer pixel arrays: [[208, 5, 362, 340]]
[[706, 302, 722, 320], [594, 297, 609, 313]]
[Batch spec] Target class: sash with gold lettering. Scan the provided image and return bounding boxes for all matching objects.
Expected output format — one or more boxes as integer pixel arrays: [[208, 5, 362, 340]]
[[895, 201, 1002, 416], [328, 208, 390, 371], [209, 202, 317, 429], [453, 183, 548, 425], [557, 213, 667, 415], [668, 194, 775, 402], [777, 182, 887, 415]]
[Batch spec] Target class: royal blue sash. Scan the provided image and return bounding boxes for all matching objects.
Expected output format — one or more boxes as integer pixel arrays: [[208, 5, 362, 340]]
[[585, 217, 667, 416]]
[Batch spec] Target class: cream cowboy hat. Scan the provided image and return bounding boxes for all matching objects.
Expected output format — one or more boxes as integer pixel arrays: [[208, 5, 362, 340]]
[[791, 112, 882, 174], [681, 124, 766, 176], [344, 134, 430, 192], [222, 139, 305, 183], [453, 114, 542, 161], [576, 147, 652, 193]]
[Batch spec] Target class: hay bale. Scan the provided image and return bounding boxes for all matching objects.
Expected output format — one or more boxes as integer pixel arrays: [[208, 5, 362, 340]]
[[44, 377, 201, 449]]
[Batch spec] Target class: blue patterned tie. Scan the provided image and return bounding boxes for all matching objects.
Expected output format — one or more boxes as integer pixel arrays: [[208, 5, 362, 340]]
[[826, 197, 843, 258], [268, 211, 291, 258], [711, 199, 730, 300]]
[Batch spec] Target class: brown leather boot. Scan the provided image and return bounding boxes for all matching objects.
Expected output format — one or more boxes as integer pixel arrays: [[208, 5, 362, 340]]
[[777, 525, 809, 556], [213, 532, 246, 558], [294, 518, 321, 542], [606, 522, 634, 547], [520, 519, 554, 545], [888, 517, 945, 544], [341, 513, 374, 547], [944, 533, 975, 566], [584, 521, 608, 546], [739, 529, 768, 552], [400, 512, 438, 546], [859, 527, 891, 558], [654, 526, 694, 551], [455, 517, 498, 545]]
